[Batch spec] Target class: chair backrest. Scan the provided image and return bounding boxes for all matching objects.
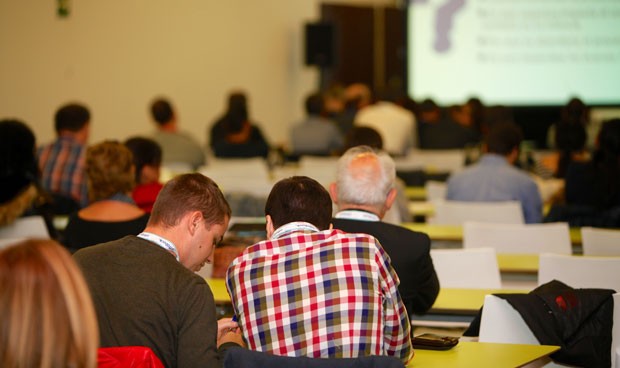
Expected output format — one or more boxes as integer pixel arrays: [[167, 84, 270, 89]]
[[424, 180, 447, 201], [98, 346, 164, 368], [480, 293, 620, 368], [429, 200, 524, 225], [430, 247, 502, 289], [538, 253, 620, 291], [0, 216, 50, 239], [463, 222, 571, 255], [581, 227, 620, 256], [296, 155, 339, 189], [200, 158, 272, 197], [394, 149, 465, 173]]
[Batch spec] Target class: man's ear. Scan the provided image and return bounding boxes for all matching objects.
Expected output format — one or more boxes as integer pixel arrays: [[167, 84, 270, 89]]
[[265, 215, 275, 239], [188, 211, 203, 236], [329, 182, 338, 203], [385, 188, 397, 211]]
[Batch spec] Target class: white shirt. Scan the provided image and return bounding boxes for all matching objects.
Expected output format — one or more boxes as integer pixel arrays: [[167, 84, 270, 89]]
[[354, 102, 417, 156]]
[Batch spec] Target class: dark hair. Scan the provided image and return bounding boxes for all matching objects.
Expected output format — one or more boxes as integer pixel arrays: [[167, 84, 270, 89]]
[[227, 92, 248, 115], [0, 119, 37, 204], [150, 98, 174, 125], [265, 176, 332, 230], [305, 93, 324, 116], [54, 104, 90, 133], [561, 97, 589, 126], [486, 122, 523, 155], [149, 173, 231, 228], [555, 123, 587, 178], [124, 137, 162, 182], [594, 118, 620, 168], [344, 126, 383, 150]]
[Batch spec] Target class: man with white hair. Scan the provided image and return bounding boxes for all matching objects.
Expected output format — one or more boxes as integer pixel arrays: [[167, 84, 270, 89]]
[[330, 146, 439, 315]]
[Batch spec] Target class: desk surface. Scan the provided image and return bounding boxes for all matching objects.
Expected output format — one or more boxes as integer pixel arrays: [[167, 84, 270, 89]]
[[430, 288, 528, 315], [207, 278, 230, 304], [408, 341, 559, 368]]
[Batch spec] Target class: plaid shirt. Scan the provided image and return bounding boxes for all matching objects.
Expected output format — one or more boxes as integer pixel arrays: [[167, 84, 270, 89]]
[[37, 136, 88, 206], [226, 222, 413, 364]]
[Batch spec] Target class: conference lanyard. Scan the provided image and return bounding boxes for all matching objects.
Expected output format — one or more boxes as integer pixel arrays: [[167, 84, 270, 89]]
[[335, 210, 380, 222], [272, 222, 320, 240], [137, 232, 180, 262]]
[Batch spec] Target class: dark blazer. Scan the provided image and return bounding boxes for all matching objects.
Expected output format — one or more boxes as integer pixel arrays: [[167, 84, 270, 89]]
[[332, 218, 439, 315]]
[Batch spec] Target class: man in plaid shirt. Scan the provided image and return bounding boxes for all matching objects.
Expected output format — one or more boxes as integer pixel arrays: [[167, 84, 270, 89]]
[[226, 176, 413, 364]]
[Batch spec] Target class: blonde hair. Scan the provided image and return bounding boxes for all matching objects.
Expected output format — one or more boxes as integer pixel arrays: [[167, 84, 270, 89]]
[[86, 140, 135, 202], [0, 239, 99, 368], [0, 185, 37, 226]]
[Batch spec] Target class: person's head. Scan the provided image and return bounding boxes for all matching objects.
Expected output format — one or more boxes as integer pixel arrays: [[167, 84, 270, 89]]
[[150, 98, 175, 126], [124, 137, 162, 185], [594, 118, 620, 167], [0, 239, 99, 368], [148, 173, 231, 271], [344, 126, 383, 151], [561, 97, 589, 126], [416, 98, 441, 124], [331, 146, 396, 218], [305, 92, 324, 116], [54, 103, 90, 143], [265, 176, 332, 234], [0, 119, 38, 226], [485, 122, 523, 162], [85, 140, 135, 202], [226, 92, 248, 115], [344, 83, 372, 109]]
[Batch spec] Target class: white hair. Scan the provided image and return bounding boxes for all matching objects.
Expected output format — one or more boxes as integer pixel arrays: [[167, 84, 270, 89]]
[[336, 146, 395, 209]]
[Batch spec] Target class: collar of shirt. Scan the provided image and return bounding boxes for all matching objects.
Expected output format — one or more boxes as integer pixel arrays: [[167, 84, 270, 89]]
[[137, 232, 180, 262], [272, 221, 320, 240], [334, 209, 380, 222], [480, 153, 510, 166]]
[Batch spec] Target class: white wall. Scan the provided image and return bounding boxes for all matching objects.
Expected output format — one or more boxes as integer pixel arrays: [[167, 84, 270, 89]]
[[0, 0, 394, 149]]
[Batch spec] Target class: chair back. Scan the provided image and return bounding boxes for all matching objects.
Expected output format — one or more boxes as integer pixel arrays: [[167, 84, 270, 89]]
[[429, 200, 524, 225], [463, 222, 571, 255], [0, 216, 50, 239], [430, 247, 501, 289], [538, 253, 620, 291], [200, 158, 272, 197], [394, 149, 465, 173], [581, 227, 620, 256], [98, 346, 164, 368], [424, 180, 447, 201], [296, 155, 339, 189]]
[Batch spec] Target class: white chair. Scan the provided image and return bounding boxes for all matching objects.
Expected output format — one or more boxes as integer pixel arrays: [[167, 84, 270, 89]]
[[200, 158, 273, 197], [394, 149, 465, 173], [424, 180, 447, 201], [429, 200, 524, 225], [480, 293, 620, 368], [430, 247, 502, 289], [296, 156, 339, 189], [538, 253, 620, 291], [581, 227, 620, 256], [160, 162, 194, 182], [463, 222, 571, 255], [0, 216, 50, 239]]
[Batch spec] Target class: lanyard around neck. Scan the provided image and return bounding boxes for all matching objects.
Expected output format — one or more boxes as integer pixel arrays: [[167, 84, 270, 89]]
[[137, 232, 180, 262]]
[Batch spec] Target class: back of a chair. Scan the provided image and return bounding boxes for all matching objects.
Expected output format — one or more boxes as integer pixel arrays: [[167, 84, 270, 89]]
[[297, 156, 339, 189], [538, 253, 620, 291], [0, 216, 50, 239], [429, 200, 524, 225], [394, 149, 465, 173], [430, 247, 501, 289], [463, 222, 571, 255], [581, 227, 620, 256], [424, 180, 447, 201], [98, 346, 164, 368], [200, 158, 272, 197]]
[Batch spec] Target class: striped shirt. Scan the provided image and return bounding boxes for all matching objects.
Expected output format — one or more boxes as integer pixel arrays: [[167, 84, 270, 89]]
[[37, 136, 88, 207], [226, 223, 413, 364]]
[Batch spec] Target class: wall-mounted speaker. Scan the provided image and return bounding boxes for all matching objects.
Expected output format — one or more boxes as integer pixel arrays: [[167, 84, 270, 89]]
[[304, 23, 334, 67]]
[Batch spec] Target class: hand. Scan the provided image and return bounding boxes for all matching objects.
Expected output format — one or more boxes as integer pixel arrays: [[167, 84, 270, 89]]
[[217, 318, 245, 348]]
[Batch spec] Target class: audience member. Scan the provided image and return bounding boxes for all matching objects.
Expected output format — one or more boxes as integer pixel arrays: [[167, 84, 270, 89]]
[[124, 136, 164, 213], [63, 141, 149, 251], [209, 91, 270, 158], [330, 146, 439, 315], [446, 122, 543, 223], [539, 122, 589, 179], [74, 173, 244, 367], [354, 86, 417, 156], [418, 100, 480, 150], [0, 119, 57, 239], [0, 239, 99, 368], [546, 97, 596, 150], [37, 103, 90, 212], [226, 176, 412, 363], [290, 92, 343, 156], [150, 97, 206, 170]]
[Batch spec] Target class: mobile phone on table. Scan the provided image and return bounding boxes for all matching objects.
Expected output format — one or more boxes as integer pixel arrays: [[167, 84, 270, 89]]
[[412, 333, 459, 350]]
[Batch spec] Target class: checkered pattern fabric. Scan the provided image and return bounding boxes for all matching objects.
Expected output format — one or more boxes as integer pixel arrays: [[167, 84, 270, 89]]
[[37, 136, 88, 206], [226, 226, 413, 364]]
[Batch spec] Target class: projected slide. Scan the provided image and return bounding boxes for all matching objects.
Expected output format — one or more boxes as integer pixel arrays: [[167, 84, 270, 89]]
[[408, 0, 620, 106]]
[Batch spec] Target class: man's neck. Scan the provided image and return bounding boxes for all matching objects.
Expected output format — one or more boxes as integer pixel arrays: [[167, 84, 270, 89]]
[[337, 205, 383, 220]]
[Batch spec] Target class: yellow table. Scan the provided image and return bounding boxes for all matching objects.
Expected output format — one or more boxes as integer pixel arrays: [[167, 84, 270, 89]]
[[407, 341, 559, 367], [429, 288, 528, 315], [497, 254, 539, 274], [206, 278, 230, 304], [405, 186, 427, 200]]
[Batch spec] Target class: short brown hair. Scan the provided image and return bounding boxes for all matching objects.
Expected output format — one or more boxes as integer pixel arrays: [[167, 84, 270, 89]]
[[486, 122, 523, 156], [265, 176, 332, 230], [86, 141, 135, 202], [149, 173, 231, 228], [0, 239, 99, 368]]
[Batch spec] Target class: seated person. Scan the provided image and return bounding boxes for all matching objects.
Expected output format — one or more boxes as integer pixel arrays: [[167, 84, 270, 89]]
[[63, 141, 150, 251], [0, 119, 57, 239], [290, 92, 343, 156], [330, 146, 439, 315], [124, 137, 163, 213], [446, 122, 543, 223], [0, 239, 99, 367], [226, 176, 413, 364]]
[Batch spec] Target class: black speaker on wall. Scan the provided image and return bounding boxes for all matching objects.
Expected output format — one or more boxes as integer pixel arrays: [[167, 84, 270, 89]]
[[305, 23, 334, 67]]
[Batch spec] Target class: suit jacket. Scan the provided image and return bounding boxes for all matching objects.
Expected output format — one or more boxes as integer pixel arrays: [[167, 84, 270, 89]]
[[332, 218, 439, 315]]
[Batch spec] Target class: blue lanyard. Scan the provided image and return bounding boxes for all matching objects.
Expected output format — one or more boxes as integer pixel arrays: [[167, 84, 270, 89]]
[[335, 210, 380, 222], [137, 232, 180, 262], [272, 221, 320, 240]]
